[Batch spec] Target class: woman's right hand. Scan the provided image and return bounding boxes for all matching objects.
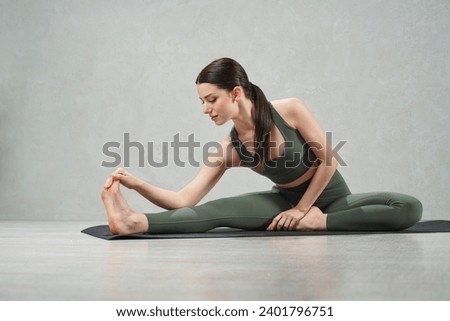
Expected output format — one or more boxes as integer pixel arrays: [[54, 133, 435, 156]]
[[104, 168, 142, 190]]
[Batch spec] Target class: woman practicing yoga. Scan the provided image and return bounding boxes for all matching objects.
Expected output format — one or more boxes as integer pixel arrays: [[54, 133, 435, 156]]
[[102, 57, 422, 235]]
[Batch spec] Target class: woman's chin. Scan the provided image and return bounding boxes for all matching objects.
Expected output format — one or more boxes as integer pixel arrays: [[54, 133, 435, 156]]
[[212, 118, 225, 125]]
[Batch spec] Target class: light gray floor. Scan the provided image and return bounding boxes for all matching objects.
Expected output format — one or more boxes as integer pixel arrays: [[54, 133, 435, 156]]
[[1, 221, 449, 301]]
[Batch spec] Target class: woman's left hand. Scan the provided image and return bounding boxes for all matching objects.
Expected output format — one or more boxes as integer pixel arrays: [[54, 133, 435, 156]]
[[267, 208, 307, 231]]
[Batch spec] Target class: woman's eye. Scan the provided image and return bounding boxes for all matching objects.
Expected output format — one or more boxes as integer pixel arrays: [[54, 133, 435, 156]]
[[209, 98, 216, 103]]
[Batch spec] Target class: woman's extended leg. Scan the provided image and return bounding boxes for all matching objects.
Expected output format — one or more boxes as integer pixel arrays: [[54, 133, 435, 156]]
[[102, 179, 293, 235], [324, 192, 423, 231], [145, 190, 293, 234]]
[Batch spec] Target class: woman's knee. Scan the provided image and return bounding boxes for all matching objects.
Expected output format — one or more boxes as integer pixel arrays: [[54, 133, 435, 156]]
[[395, 193, 423, 229]]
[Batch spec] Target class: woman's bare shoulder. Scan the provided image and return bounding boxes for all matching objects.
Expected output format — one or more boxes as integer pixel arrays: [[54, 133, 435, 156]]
[[270, 97, 309, 127]]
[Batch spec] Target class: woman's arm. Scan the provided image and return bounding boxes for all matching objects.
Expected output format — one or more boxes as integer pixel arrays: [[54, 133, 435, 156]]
[[290, 98, 338, 213], [106, 137, 239, 210], [268, 98, 338, 230]]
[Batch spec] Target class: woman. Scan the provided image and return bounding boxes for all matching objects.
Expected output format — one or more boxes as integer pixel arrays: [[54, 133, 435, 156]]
[[102, 58, 422, 235]]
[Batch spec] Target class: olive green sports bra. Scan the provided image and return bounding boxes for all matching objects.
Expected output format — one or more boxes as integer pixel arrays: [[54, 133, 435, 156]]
[[230, 103, 317, 184]]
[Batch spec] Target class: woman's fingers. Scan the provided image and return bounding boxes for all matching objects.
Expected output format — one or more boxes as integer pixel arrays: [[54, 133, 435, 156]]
[[267, 215, 279, 230], [288, 217, 299, 231], [114, 167, 125, 175], [112, 173, 124, 180], [277, 216, 289, 230], [267, 213, 287, 231], [268, 209, 306, 231], [104, 168, 126, 189], [111, 170, 137, 189]]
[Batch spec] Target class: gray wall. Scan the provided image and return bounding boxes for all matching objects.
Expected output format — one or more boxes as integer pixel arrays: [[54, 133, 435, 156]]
[[1, 0, 449, 221]]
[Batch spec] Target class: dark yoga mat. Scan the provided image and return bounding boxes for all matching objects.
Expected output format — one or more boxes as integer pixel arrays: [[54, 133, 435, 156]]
[[81, 220, 450, 240]]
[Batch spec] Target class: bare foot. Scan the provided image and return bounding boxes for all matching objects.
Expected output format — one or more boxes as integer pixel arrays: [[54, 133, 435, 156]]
[[101, 180, 148, 235], [295, 206, 327, 231]]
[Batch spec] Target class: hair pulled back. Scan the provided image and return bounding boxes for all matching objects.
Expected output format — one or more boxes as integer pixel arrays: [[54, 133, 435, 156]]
[[196, 58, 273, 171]]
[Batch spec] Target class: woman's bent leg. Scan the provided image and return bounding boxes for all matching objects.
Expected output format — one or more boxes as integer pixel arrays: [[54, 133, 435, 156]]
[[324, 192, 423, 231], [145, 190, 293, 234]]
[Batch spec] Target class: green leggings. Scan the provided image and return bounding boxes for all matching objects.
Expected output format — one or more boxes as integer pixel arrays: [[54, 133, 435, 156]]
[[145, 171, 422, 233]]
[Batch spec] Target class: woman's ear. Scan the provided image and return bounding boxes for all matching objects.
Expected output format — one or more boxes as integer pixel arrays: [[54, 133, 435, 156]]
[[232, 86, 242, 102]]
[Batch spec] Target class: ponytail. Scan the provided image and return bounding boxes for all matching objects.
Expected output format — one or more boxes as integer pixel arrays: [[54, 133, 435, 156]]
[[250, 83, 273, 172]]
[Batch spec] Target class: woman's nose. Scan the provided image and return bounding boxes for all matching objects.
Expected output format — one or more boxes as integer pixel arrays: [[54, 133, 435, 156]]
[[203, 104, 211, 114]]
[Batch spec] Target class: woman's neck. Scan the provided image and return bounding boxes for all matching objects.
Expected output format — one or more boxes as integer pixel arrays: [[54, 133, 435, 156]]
[[232, 98, 255, 134]]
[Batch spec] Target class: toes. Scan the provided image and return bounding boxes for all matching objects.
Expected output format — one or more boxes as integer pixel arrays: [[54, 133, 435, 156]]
[[104, 177, 113, 189]]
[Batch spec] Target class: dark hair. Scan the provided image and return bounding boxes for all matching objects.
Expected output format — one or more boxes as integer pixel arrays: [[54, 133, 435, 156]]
[[196, 58, 273, 171]]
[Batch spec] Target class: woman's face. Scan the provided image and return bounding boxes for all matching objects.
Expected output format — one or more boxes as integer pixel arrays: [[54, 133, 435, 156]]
[[197, 83, 236, 125]]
